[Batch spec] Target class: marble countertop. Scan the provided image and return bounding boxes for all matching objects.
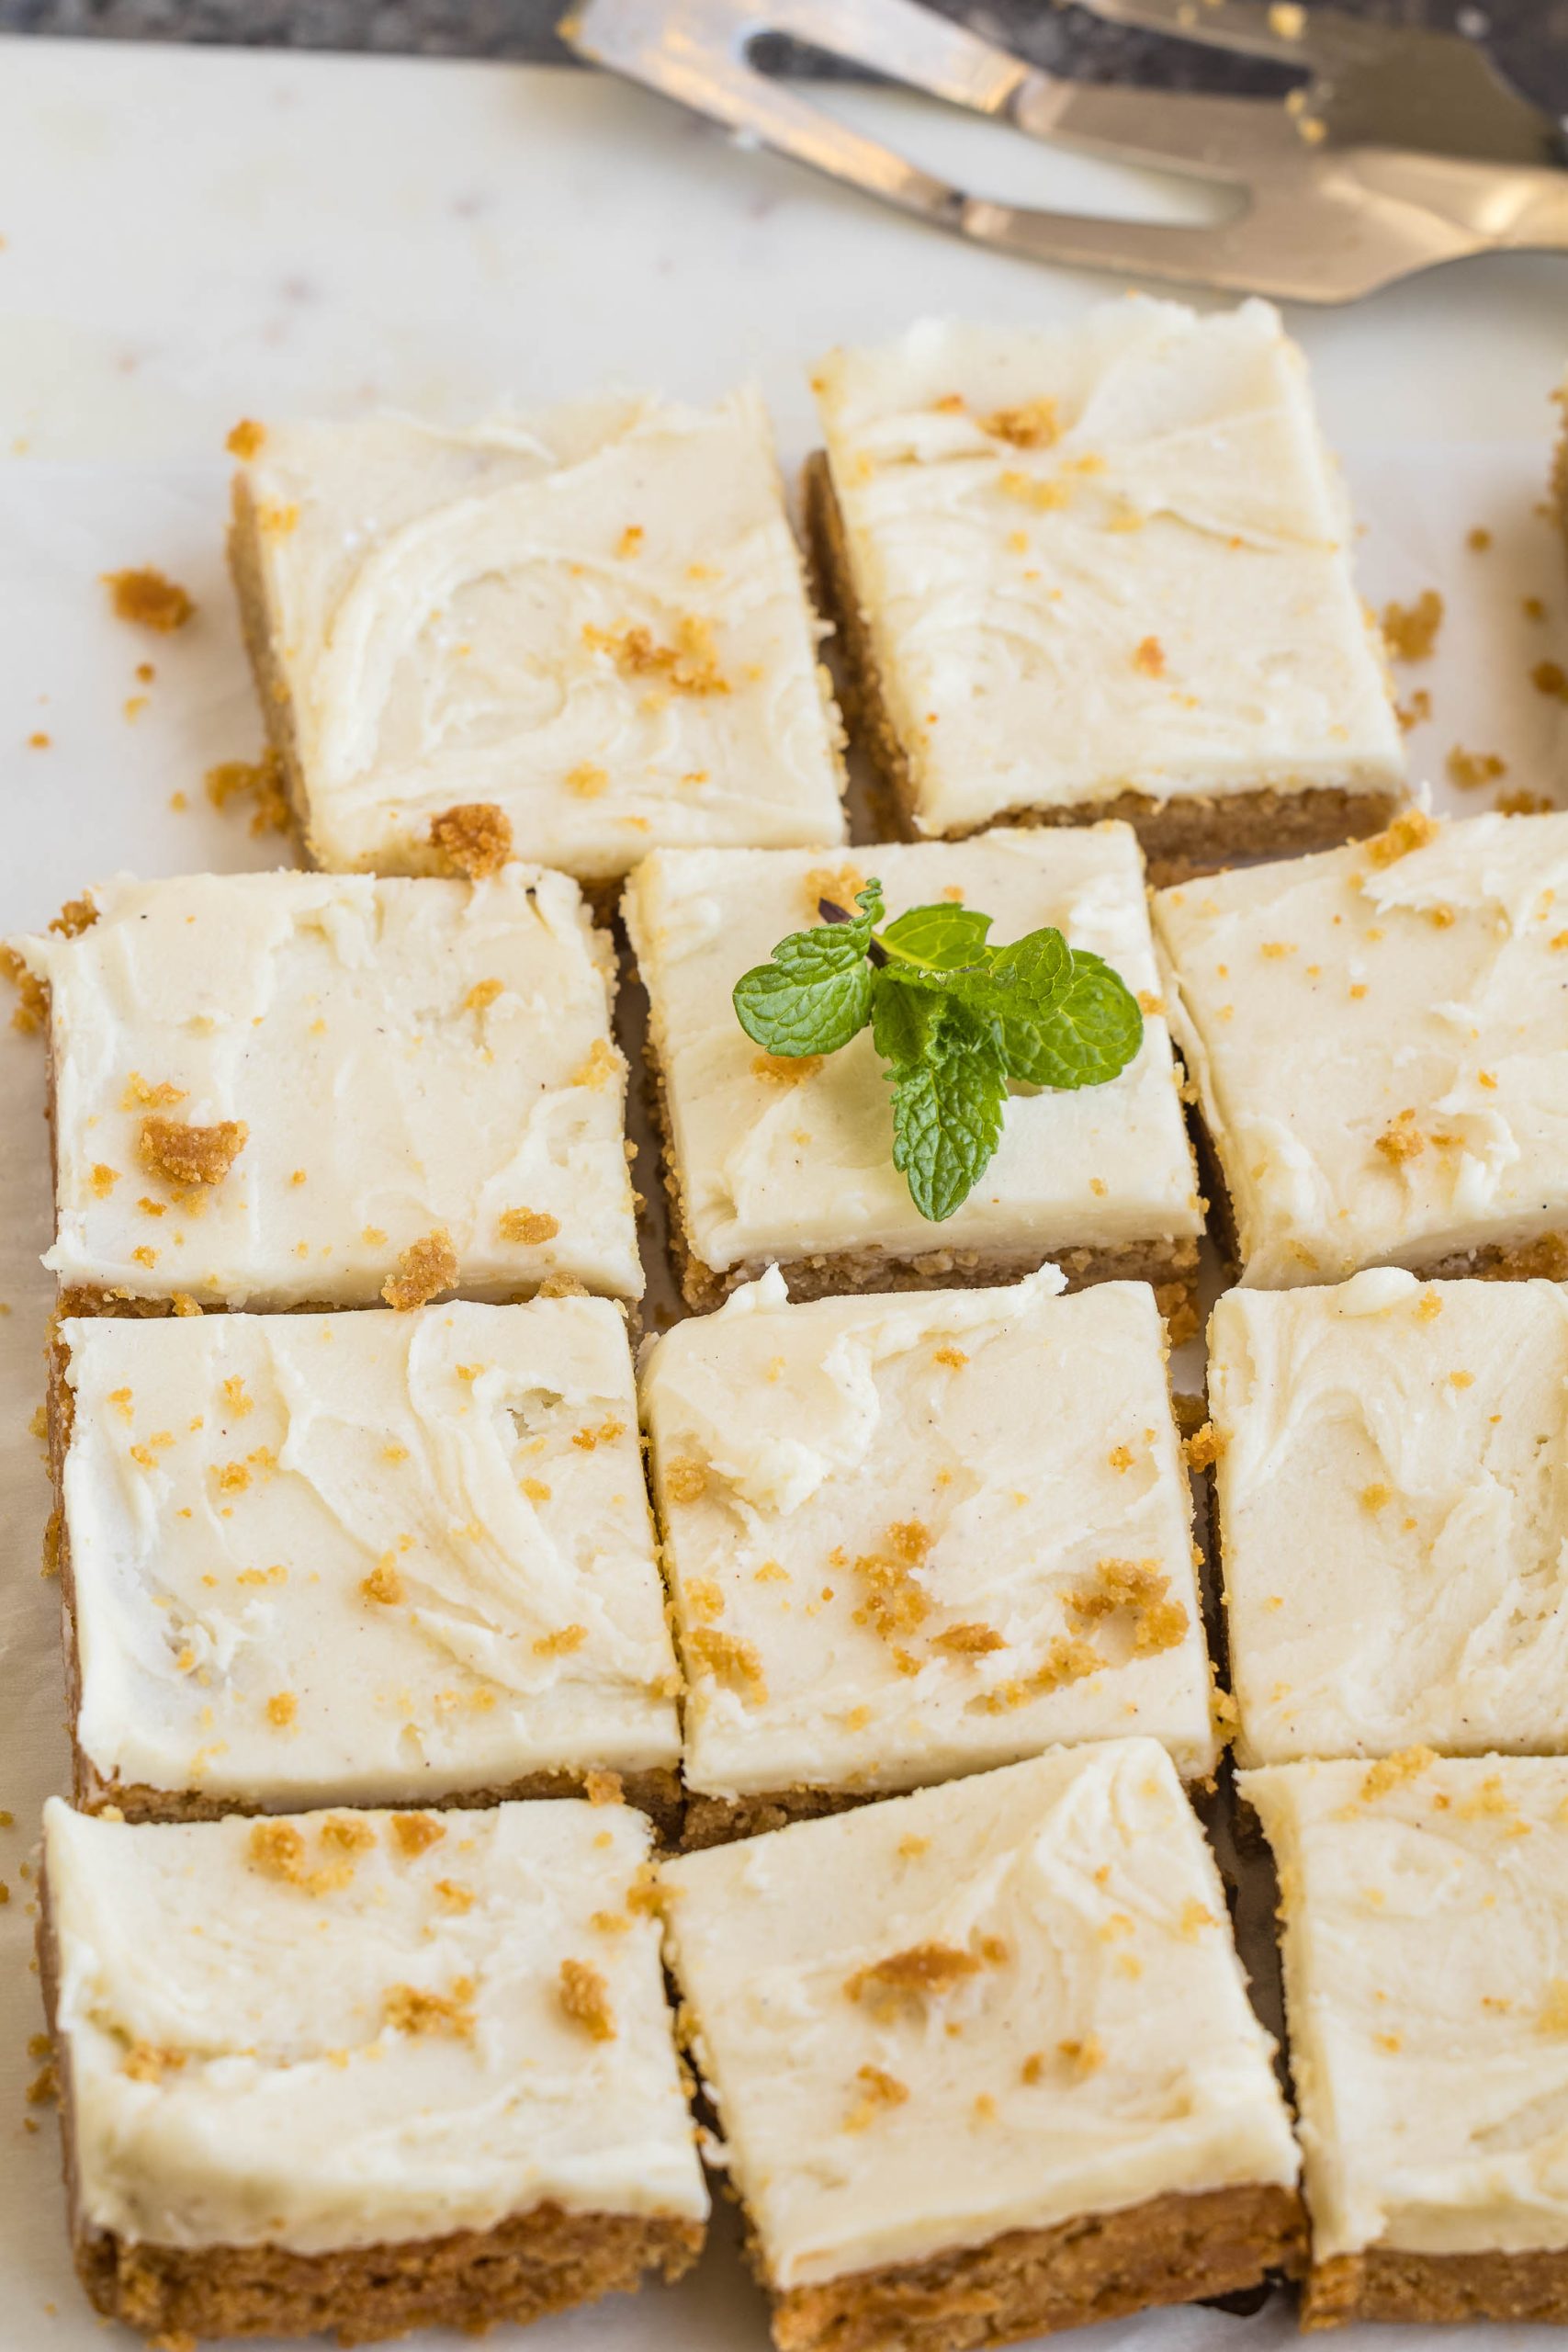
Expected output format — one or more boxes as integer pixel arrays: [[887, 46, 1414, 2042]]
[[0, 0, 1562, 114]]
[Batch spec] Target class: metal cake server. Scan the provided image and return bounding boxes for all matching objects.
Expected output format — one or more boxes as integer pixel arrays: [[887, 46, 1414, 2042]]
[[558, 0, 1568, 302]]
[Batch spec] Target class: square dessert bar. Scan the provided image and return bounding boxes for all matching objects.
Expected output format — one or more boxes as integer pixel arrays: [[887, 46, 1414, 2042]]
[[807, 297, 1403, 867], [228, 391, 846, 896], [13, 865, 642, 1312], [643, 1267, 1215, 1845], [1210, 1270, 1568, 1769], [1244, 1752, 1568, 2328], [662, 1741, 1303, 2352], [1154, 808, 1568, 1290], [624, 828, 1203, 1314], [50, 1296, 681, 1826], [39, 1795, 707, 2344]]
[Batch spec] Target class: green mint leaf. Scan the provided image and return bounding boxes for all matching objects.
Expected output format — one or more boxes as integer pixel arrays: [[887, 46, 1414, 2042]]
[[869, 968, 946, 1071], [1001, 948, 1144, 1089], [733, 926, 874, 1057], [818, 878, 886, 943], [968, 926, 1073, 1023], [880, 903, 994, 972], [888, 1001, 1007, 1222]]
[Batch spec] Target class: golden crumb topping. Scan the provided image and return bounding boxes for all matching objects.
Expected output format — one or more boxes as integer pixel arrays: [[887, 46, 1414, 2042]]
[[566, 762, 609, 798], [976, 1635, 1105, 1713], [583, 616, 728, 697], [751, 1052, 822, 1086], [206, 749, 293, 837], [1184, 1422, 1223, 1471], [383, 1979, 476, 2039], [533, 1623, 588, 1657], [1365, 806, 1440, 867], [665, 1457, 709, 1505], [321, 1815, 376, 1853], [139, 1114, 247, 1188], [583, 1769, 624, 1806], [1066, 1556, 1188, 1655], [390, 1813, 446, 1858], [931, 1621, 1005, 1657], [558, 1957, 616, 2041], [122, 2040, 187, 2083], [571, 1036, 619, 1091], [1133, 635, 1166, 678], [103, 566, 195, 632], [227, 418, 266, 458], [1539, 1981, 1568, 2036], [1381, 589, 1443, 662], [245, 1818, 356, 1896], [428, 800, 513, 879], [687, 1625, 768, 1703], [803, 864, 867, 917], [360, 1559, 406, 1606], [1360, 1746, 1437, 1802], [979, 397, 1058, 449], [843, 2063, 910, 2131], [845, 1941, 984, 2010], [265, 1691, 297, 1728], [381, 1229, 458, 1311], [1532, 662, 1568, 704], [1059, 2033, 1105, 2077], [1375, 1108, 1426, 1164], [498, 1205, 560, 1244]]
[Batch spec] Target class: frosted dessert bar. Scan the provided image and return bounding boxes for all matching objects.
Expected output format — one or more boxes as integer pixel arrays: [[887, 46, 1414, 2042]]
[[642, 1267, 1214, 1844], [624, 828, 1203, 1314], [807, 298, 1403, 867], [662, 1741, 1302, 2352], [12, 867, 642, 1312], [39, 1796, 706, 2342], [1154, 809, 1568, 1289], [1245, 1751, 1568, 2327], [1210, 1270, 1568, 1769], [228, 392, 846, 897], [49, 1298, 681, 1827]]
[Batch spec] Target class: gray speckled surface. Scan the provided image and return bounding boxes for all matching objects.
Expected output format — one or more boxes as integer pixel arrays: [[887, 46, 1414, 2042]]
[[0, 0, 1563, 113]]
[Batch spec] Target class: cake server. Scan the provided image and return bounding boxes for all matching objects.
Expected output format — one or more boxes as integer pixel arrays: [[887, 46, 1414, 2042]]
[[558, 0, 1568, 303]]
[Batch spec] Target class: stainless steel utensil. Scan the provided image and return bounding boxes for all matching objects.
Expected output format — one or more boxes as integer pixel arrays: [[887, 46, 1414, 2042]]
[[558, 0, 1568, 302]]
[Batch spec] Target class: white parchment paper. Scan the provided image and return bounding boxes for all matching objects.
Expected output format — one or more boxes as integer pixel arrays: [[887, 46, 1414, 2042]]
[[0, 443, 1563, 2350]]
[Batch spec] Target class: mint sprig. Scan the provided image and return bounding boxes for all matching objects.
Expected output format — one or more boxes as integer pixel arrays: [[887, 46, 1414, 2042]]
[[733, 881, 1144, 1223]]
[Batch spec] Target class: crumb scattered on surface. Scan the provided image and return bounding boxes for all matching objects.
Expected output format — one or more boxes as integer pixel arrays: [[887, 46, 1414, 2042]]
[[533, 1623, 588, 1657], [846, 1941, 983, 2010], [1133, 636, 1166, 678], [584, 1769, 623, 1806], [383, 1980, 476, 2039], [1466, 526, 1493, 552], [1360, 1747, 1436, 1802], [429, 800, 513, 878], [49, 895, 96, 938], [206, 749, 292, 836], [360, 1558, 406, 1605], [103, 567, 194, 632], [1496, 789, 1556, 816], [1394, 688, 1431, 733], [751, 1053, 821, 1086], [583, 616, 728, 697], [382, 1230, 457, 1310], [1184, 1423, 1223, 1471], [572, 1037, 619, 1091], [558, 1957, 615, 2041], [979, 398, 1058, 449], [687, 1626, 767, 1703], [390, 1813, 445, 1857], [0, 947, 46, 1035], [1381, 590, 1443, 662], [931, 1621, 1005, 1657], [1066, 1556, 1188, 1655], [1532, 661, 1568, 704], [226, 419, 265, 458], [1446, 746, 1506, 791], [566, 763, 608, 798], [139, 1114, 247, 1188], [665, 1458, 708, 1505]]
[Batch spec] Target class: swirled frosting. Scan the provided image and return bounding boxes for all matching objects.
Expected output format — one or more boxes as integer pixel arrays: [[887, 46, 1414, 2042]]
[[623, 828, 1201, 1279], [811, 298, 1402, 834], [1155, 810, 1568, 1288], [664, 1739, 1297, 2290], [16, 866, 641, 1306], [642, 1268, 1215, 1793], [1212, 1272, 1568, 1767], [61, 1297, 679, 1806], [44, 1797, 707, 2254], [236, 391, 846, 879], [1245, 1752, 1568, 2262]]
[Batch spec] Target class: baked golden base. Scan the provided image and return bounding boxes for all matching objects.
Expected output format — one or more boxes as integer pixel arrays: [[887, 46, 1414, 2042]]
[[682, 1785, 867, 1850], [770, 2180, 1305, 2352], [802, 452, 1399, 881], [1303, 2245, 1568, 2330], [44, 1330, 682, 1843], [640, 1027, 1199, 1329], [76, 2206, 703, 2347]]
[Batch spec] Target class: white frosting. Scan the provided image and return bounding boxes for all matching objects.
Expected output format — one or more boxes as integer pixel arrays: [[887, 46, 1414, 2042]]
[[60, 1299, 679, 1805], [43, 1796, 708, 2254], [239, 393, 846, 880], [623, 830, 1201, 1278], [1212, 1277, 1568, 1768], [642, 1271, 1215, 1792], [663, 1740, 1298, 2290], [17, 867, 642, 1306], [1154, 811, 1568, 1288], [813, 299, 1403, 835], [1243, 1753, 1568, 2262]]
